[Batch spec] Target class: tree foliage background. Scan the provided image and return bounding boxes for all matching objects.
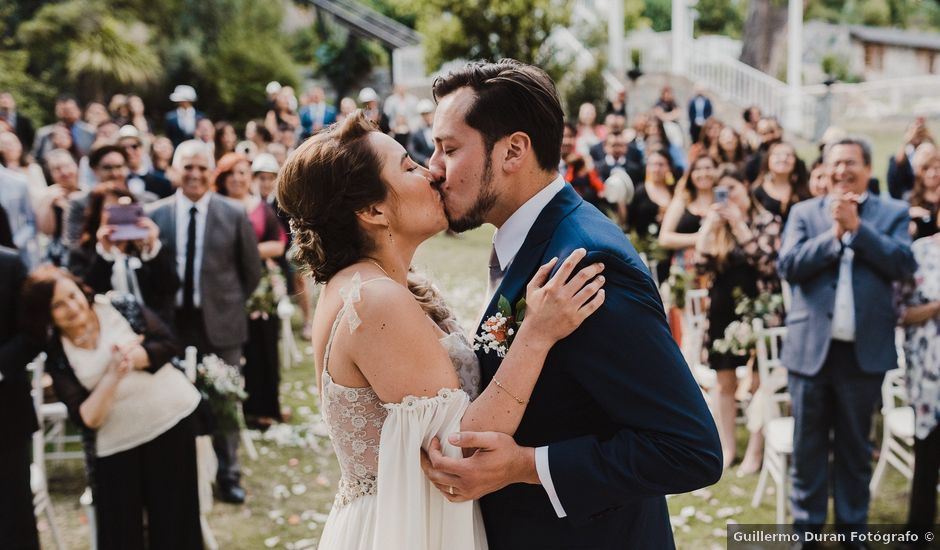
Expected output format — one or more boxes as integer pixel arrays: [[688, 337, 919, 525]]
[[2, 0, 300, 126], [5, 0, 940, 127], [636, 0, 940, 39], [388, 0, 572, 73]]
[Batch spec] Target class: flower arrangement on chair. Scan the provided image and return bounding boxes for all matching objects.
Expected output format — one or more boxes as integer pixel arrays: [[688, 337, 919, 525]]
[[195, 355, 248, 432]]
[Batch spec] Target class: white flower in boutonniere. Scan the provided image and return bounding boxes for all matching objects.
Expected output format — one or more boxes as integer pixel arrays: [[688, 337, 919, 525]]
[[473, 295, 526, 357]]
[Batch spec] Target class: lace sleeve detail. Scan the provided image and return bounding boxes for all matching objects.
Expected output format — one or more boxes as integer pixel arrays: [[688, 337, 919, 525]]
[[337, 272, 398, 334], [339, 272, 363, 333]]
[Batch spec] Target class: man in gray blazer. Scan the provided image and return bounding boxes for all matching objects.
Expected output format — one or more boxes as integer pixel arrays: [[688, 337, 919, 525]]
[[777, 137, 916, 545], [147, 140, 261, 504]]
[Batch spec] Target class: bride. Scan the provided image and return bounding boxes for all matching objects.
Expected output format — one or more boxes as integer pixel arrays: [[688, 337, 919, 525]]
[[276, 111, 606, 550]]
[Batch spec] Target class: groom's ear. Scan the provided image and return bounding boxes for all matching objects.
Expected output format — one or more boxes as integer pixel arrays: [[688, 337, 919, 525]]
[[501, 132, 531, 173]]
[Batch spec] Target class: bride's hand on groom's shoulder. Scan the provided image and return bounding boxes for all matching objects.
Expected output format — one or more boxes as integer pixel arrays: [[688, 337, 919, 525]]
[[420, 432, 539, 503], [522, 248, 606, 346]]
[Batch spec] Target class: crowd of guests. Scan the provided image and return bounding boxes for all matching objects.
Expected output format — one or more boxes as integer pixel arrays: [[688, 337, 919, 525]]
[[561, 86, 938, 547], [1, 77, 938, 549], [0, 81, 430, 549]]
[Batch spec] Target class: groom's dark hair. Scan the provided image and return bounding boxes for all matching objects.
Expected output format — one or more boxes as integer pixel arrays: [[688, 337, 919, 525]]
[[432, 59, 564, 173]]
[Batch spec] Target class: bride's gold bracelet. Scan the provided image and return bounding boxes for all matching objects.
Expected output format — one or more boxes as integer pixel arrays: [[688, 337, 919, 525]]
[[492, 378, 527, 405]]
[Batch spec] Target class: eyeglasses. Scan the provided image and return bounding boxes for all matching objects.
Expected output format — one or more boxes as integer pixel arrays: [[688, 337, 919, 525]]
[[124, 143, 141, 150], [99, 164, 126, 171]]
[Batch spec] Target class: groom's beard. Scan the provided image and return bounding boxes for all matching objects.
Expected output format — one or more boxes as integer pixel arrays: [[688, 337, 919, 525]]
[[446, 155, 497, 233]]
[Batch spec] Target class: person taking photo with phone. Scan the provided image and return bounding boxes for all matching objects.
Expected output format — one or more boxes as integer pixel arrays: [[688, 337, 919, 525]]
[[67, 187, 179, 324]]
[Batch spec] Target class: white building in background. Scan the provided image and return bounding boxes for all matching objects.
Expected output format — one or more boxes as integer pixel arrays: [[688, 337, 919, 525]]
[[803, 21, 940, 84]]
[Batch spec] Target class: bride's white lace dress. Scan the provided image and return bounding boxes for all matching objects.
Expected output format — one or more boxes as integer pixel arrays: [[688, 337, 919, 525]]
[[317, 274, 488, 550]]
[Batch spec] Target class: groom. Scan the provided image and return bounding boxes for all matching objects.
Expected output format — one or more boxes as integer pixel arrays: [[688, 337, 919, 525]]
[[422, 60, 722, 549]]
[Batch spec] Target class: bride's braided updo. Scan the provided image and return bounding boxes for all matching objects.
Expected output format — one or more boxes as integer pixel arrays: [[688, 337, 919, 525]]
[[276, 111, 386, 282]]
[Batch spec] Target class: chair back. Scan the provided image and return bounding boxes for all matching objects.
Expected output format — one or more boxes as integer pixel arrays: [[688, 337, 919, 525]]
[[28, 353, 48, 476], [894, 327, 906, 371], [752, 319, 789, 418], [880, 368, 907, 413], [686, 288, 709, 322], [682, 288, 710, 365]]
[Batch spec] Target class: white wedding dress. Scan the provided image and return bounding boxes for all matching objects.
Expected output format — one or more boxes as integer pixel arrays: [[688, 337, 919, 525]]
[[317, 274, 489, 550]]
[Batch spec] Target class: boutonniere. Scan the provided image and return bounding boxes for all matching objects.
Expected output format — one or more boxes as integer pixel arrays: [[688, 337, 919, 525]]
[[473, 295, 526, 357]]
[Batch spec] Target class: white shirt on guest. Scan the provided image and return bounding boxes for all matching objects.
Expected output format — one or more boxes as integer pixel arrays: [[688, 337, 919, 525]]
[[177, 107, 197, 135], [830, 193, 868, 342], [487, 174, 569, 518], [174, 189, 211, 308]]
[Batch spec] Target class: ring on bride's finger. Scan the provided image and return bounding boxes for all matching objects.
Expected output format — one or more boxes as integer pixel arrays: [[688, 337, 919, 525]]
[[448, 486, 454, 495]]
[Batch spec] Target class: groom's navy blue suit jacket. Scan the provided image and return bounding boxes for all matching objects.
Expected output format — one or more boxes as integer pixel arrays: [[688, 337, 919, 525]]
[[477, 184, 722, 549]]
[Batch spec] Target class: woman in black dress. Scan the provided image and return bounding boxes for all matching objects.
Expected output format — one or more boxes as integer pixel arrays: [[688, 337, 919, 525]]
[[752, 141, 809, 223], [627, 149, 675, 283], [694, 168, 782, 471], [659, 154, 718, 266]]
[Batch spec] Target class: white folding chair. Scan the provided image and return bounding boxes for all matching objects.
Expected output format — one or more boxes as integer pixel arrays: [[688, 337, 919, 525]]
[[750, 319, 793, 524], [29, 355, 67, 550], [30, 353, 83, 463], [683, 289, 713, 388], [278, 297, 302, 369], [80, 488, 97, 550], [870, 368, 915, 496], [182, 347, 220, 548]]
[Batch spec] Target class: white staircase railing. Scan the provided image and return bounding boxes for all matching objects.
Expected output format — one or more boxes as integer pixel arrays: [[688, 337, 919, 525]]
[[625, 32, 811, 136], [688, 47, 791, 122]]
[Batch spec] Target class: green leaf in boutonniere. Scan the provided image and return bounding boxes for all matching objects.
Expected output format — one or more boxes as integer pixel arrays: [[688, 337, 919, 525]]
[[497, 295, 512, 318], [514, 298, 526, 325]]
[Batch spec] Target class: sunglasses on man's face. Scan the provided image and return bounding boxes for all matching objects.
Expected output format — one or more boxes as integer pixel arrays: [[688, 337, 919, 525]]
[[124, 143, 141, 150]]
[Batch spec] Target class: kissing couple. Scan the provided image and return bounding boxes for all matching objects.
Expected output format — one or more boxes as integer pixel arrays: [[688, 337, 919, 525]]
[[276, 59, 722, 550]]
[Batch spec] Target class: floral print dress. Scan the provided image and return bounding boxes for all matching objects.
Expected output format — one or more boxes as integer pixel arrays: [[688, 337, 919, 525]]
[[897, 236, 940, 440]]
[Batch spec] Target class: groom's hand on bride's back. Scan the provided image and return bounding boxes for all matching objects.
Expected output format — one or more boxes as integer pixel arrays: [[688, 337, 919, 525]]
[[420, 432, 539, 503]]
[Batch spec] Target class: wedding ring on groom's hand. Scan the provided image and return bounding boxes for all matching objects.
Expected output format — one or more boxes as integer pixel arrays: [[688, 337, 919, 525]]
[[448, 486, 454, 495]]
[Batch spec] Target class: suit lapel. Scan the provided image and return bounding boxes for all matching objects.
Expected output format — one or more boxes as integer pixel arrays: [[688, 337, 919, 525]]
[[203, 194, 221, 274], [475, 185, 583, 382], [161, 199, 178, 256], [859, 194, 880, 227]]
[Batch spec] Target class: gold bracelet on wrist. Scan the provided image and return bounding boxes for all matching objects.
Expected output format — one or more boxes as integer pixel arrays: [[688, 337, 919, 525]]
[[492, 378, 527, 405]]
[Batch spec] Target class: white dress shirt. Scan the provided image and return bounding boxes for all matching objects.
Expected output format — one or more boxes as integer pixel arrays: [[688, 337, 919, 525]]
[[177, 107, 197, 135], [693, 96, 707, 124], [174, 190, 211, 308], [487, 175, 568, 517], [830, 193, 868, 342]]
